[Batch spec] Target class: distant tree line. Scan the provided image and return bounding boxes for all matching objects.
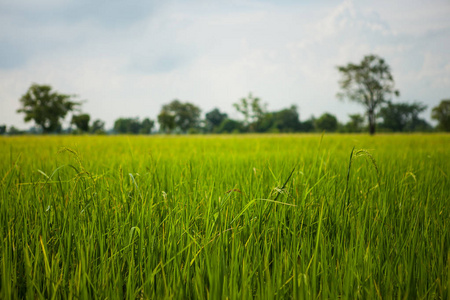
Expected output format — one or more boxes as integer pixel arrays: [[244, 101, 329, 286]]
[[71, 114, 106, 134], [113, 118, 154, 134], [3, 55, 450, 135]]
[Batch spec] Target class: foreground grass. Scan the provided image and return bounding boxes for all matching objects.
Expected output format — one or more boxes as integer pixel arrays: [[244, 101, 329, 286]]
[[0, 134, 449, 299]]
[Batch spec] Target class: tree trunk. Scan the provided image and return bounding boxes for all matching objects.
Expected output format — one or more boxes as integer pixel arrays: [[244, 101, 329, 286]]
[[368, 111, 376, 135], [369, 122, 375, 135]]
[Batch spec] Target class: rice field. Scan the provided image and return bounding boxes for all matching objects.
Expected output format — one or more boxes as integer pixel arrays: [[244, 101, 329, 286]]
[[0, 134, 449, 299]]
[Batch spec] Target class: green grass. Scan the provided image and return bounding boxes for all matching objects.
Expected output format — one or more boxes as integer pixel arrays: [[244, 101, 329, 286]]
[[0, 134, 449, 299]]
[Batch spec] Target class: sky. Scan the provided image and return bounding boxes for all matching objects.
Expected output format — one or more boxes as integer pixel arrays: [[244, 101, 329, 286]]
[[1, 0, 449, 130]]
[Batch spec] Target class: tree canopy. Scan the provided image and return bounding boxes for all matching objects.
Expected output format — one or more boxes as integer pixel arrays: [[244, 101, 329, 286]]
[[379, 101, 430, 132], [114, 118, 154, 134], [254, 105, 301, 133], [157, 100, 201, 133], [431, 99, 450, 132], [216, 119, 243, 133], [337, 54, 399, 135], [272, 105, 301, 132], [17, 84, 80, 133], [140, 118, 155, 134], [71, 114, 90, 132], [344, 114, 365, 133], [315, 113, 338, 132], [233, 93, 267, 132], [205, 108, 228, 133], [90, 119, 106, 134]]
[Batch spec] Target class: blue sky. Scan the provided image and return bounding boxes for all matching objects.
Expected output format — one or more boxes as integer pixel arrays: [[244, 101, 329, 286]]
[[1, 0, 449, 129]]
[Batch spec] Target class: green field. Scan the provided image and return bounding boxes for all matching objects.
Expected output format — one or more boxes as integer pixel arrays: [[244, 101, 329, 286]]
[[1, 134, 449, 299]]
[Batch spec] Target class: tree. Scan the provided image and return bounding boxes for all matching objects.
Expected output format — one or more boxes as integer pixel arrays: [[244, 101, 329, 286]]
[[157, 111, 176, 133], [216, 119, 243, 133], [205, 108, 228, 132], [233, 96, 251, 126], [71, 114, 90, 132], [0, 125, 6, 135], [431, 99, 450, 132], [255, 105, 302, 133], [272, 105, 301, 132], [233, 93, 267, 132], [17, 84, 80, 133], [113, 118, 154, 134], [114, 118, 141, 134], [315, 113, 338, 132], [254, 113, 275, 133], [300, 116, 315, 132], [158, 100, 201, 133], [337, 54, 399, 135], [90, 119, 105, 134], [379, 101, 429, 132], [140, 118, 154, 134], [8, 126, 23, 135], [345, 113, 365, 132]]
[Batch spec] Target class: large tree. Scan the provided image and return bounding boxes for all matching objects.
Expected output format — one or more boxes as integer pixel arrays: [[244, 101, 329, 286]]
[[17, 84, 80, 133], [337, 54, 399, 135], [431, 99, 450, 132], [158, 100, 201, 133]]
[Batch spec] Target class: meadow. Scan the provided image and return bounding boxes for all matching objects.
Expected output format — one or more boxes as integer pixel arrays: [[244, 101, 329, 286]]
[[0, 134, 449, 299]]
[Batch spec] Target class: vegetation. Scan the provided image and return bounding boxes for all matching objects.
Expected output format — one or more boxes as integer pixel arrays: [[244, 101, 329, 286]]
[[337, 54, 400, 135], [7, 54, 448, 135], [252, 106, 302, 133], [343, 114, 365, 133], [233, 93, 267, 132], [431, 99, 450, 132], [205, 108, 228, 133], [378, 101, 430, 132], [216, 118, 243, 134], [17, 84, 80, 133], [71, 114, 91, 133], [90, 119, 106, 134], [114, 118, 154, 134], [157, 100, 201, 133], [314, 113, 338, 132], [0, 134, 448, 299]]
